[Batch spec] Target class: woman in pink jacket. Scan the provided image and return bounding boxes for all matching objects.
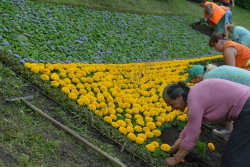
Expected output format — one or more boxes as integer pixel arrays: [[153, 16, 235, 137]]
[[163, 78, 250, 166]]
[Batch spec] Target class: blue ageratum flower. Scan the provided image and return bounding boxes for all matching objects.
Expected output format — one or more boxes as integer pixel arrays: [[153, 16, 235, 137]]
[[3, 26, 8, 31], [20, 59, 25, 64], [14, 54, 20, 58], [65, 60, 72, 64]]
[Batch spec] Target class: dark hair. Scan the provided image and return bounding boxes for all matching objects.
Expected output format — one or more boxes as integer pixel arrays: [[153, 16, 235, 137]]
[[162, 81, 190, 103], [209, 33, 225, 47], [197, 0, 205, 3]]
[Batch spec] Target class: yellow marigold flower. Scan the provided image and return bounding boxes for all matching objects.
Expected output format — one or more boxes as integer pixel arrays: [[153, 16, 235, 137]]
[[116, 108, 123, 114], [42, 69, 50, 75], [157, 116, 165, 123], [72, 77, 80, 84], [95, 110, 103, 117], [31, 66, 40, 74], [177, 115, 186, 122], [136, 137, 145, 144], [111, 122, 118, 128], [86, 77, 93, 83], [60, 72, 67, 77], [134, 125, 142, 132], [68, 72, 75, 79], [76, 83, 84, 89], [152, 129, 161, 137], [151, 141, 159, 148], [61, 87, 70, 94], [58, 80, 66, 86], [110, 114, 117, 120], [64, 78, 71, 84], [143, 127, 150, 132], [126, 109, 132, 114], [145, 116, 153, 122], [107, 96, 114, 102], [132, 108, 139, 114], [68, 92, 77, 100], [88, 104, 97, 111], [207, 142, 215, 151], [125, 113, 132, 119], [79, 89, 87, 95], [119, 127, 127, 135], [145, 131, 154, 138], [77, 98, 84, 106], [100, 85, 107, 92], [137, 133, 147, 141], [146, 122, 156, 130], [40, 74, 50, 81], [134, 114, 143, 120], [116, 120, 126, 127], [156, 121, 162, 127], [136, 119, 145, 126], [143, 111, 150, 117], [104, 116, 112, 124], [50, 73, 60, 81], [71, 90, 79, 96], [161, 144, 171, 152], [101, 108, 108, 115], [99, 102, 106, 108], [146, 143, 156, 152], [51, 81, 59, 88], [127, 133, 136, 141], [127, 126, 134, 133]]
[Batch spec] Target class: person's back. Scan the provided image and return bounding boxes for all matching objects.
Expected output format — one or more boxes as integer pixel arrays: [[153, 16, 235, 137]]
[[204, 65, 250, 86], [233, 26, 250, 48]]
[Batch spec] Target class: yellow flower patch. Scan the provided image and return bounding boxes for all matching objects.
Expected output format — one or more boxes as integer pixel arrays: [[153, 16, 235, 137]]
[[24, 55, 222, 153]]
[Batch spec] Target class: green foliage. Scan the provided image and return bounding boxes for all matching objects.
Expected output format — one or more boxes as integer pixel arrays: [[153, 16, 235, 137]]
[[236, 0, 250, 9], [195, 139, 208, 159]]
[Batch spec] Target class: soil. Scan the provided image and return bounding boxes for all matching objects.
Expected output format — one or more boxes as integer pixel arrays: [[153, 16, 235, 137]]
[[161, 123, 228, 167], [191, 23, 214, 37]]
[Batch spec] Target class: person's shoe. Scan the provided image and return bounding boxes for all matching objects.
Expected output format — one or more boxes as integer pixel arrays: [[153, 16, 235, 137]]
[[212, 129, 230, 141]]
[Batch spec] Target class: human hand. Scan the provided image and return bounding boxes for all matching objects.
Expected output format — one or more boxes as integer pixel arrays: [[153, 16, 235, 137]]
[[204, 17, 208, 22], [164, 157, 179, 166]]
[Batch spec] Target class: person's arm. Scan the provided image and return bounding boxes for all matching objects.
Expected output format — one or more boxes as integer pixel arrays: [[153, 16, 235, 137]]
[[224, 24, 229, 38], [231, 0, 235, 7], [205, 5, 214, 20], [165, 147, 189, 166], [168, 137, 183, 155], [223, 47, 237, 66]]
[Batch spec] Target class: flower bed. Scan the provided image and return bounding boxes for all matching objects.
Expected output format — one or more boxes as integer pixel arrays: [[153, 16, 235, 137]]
[[23, 55, 222, 165]]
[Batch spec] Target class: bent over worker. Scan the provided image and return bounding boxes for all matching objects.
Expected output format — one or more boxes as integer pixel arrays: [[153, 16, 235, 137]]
[[198, 0, 226, 34]]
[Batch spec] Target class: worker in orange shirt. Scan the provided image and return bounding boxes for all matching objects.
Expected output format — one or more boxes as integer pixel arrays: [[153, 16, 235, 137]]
[[219, 0, 235, 8], [198, 0, 226, 34]]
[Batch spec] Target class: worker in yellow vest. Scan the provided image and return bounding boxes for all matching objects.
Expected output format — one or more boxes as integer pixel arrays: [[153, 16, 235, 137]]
[[198, 0, 226, 34]]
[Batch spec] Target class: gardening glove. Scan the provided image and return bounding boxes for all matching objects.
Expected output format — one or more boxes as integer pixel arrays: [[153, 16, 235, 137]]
[[203, 17, 208, 22]]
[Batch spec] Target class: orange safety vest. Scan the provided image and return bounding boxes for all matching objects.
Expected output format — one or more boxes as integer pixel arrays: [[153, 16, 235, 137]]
[[204, 1, 225, 25], [220, 0, 230, 3], [223, 41, 250, 70]]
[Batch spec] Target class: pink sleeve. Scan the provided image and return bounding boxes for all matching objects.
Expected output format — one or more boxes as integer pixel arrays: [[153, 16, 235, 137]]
[[181, 100, 205, 150]]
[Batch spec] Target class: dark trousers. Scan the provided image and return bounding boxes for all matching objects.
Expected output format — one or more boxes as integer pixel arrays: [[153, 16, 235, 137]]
[[221, 97, 250, 167]]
